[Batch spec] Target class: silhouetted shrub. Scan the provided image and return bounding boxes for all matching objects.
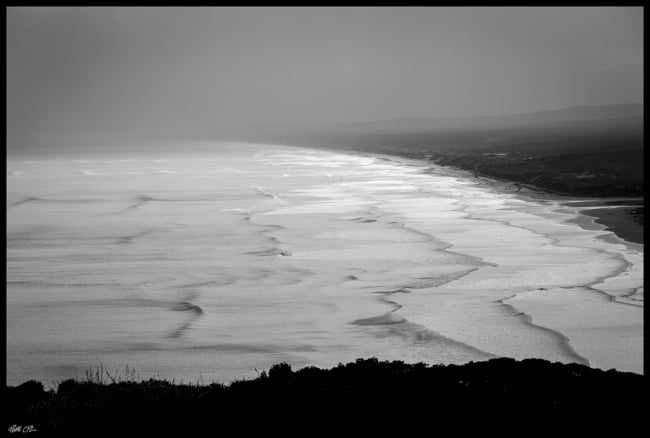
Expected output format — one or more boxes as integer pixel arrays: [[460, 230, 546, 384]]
[[267, 362, 292, 380], [6, 358, 645, 433]]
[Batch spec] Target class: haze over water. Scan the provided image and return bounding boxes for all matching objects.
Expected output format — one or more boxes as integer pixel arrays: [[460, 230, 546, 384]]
[[7, 7, 642, 150], [7, 142, 643, 385]]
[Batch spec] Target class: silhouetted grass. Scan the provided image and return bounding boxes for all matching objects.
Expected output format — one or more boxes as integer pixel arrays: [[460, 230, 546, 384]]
[[6, 358, 644, 434]]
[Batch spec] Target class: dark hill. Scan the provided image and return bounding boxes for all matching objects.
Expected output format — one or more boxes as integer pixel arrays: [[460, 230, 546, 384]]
[[222, 103, 642, 135]]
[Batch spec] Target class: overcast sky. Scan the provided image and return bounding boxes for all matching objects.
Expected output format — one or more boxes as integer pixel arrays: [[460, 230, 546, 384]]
[[7, 7, 643, 149]]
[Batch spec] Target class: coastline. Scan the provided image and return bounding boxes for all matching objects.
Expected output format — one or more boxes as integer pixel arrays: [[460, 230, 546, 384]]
[[7, 141, 643, 387], [280, 142, 644, 247], [426, 159, 644, 246], [268, 142, 643, 373], [578, 206, 643, 244]]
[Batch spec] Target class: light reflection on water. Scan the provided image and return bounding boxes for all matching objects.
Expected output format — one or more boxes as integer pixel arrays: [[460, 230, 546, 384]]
[[6, 142, 644, 385]]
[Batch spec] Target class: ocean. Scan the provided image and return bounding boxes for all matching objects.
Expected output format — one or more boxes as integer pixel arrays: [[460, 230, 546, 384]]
[[6, 141, 644, 386]]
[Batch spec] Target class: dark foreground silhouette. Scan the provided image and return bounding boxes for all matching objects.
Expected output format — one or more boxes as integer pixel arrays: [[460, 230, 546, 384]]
[[6, 357, 645, 433]]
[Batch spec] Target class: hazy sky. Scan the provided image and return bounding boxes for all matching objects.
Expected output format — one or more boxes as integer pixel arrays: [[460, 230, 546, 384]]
[[7, 7, 643, 148]]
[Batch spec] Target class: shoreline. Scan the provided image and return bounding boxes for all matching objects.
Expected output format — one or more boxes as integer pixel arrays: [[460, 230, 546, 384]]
[[578, 206, 643, 244], [273, 142, 643, 372], [309, 145, 642, 368], [7, 142, 643, 386], [290, 142, 644, 247]]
